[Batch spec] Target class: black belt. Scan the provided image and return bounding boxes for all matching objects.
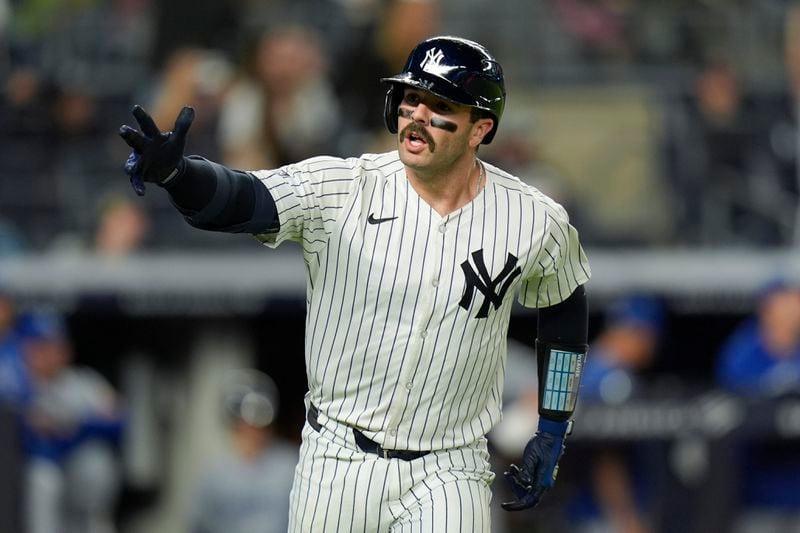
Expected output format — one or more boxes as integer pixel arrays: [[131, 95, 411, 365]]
[[307, 404, 430, 461]]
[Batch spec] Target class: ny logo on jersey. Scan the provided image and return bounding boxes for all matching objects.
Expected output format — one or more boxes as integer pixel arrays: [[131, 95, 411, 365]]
[[459, 250, 522, 319]]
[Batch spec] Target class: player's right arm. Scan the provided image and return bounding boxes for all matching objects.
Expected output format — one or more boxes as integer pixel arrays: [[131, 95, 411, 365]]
[[119, 105, 279, 235], [503, 197, 591, 512]]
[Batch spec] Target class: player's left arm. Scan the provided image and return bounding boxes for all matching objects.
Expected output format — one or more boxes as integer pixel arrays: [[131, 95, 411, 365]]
[[502, 283, 588, 511]]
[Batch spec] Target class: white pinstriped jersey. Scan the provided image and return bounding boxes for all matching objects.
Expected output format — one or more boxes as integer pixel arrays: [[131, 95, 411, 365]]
[[253, 150, 590, 452]]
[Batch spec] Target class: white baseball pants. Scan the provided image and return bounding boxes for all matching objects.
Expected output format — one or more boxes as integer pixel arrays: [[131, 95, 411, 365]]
[[289, 408, 494, 532]]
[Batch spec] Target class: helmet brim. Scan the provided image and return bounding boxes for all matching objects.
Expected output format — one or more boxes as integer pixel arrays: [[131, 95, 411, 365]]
[[380, 75, 494, 115]]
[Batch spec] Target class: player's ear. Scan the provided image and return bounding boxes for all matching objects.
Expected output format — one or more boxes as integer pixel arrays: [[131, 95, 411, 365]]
[[469, 118, 494, 148]]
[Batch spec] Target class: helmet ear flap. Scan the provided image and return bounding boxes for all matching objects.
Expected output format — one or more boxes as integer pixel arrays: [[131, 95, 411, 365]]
[[383, 84, 403, 134]]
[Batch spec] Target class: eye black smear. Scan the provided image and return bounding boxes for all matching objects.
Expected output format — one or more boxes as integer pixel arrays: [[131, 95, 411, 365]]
[[430, 117, 457, 132]]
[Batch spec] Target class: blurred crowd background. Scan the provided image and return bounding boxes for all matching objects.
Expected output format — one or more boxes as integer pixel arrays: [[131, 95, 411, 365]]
[[1, 0, 800, 532], [0, 0, 799, 251]]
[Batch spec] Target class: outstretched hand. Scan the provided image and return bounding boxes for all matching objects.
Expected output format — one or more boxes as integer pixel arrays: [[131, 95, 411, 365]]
[[501, 418, 570, 512], [119, 105, 194, 196]]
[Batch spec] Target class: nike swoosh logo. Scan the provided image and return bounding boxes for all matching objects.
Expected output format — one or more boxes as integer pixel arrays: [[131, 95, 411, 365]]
[[367, 213, 398, 225]]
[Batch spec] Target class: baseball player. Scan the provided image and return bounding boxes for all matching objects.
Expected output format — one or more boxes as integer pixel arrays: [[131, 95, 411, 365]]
[[120, 36, 590, 531]]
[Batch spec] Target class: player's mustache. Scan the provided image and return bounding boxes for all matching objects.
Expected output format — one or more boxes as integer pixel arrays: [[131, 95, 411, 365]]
[[399, 123, 436, 152]]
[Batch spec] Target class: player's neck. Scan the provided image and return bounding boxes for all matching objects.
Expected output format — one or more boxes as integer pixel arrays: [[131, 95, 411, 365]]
[[405, 156, 484, 216]]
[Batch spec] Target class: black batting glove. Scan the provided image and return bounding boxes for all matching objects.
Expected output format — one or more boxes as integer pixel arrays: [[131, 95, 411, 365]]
[[501, 417, 570, 512], [118, 105, 194, 196]]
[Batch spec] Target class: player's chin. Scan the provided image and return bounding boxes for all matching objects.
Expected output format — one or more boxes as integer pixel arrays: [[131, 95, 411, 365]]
[[398, 145, 431, 167]]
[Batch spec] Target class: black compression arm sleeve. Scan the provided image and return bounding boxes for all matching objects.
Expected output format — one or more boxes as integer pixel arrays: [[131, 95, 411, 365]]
[[162, 156, 279, 234], [537, 284, 588, 345], [536, 285, 588, 422]]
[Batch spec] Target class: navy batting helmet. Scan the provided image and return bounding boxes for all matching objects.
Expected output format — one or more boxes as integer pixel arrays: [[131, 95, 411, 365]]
[[381, 36, 506, 144]]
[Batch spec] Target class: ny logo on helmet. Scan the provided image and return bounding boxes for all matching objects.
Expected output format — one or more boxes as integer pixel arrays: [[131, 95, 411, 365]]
[[420, 48, 446, 75]]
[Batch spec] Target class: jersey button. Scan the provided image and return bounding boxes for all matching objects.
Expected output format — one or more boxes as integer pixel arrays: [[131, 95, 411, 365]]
[[432, 279, 439, 287], [389, 428, 397, 436], [420, 330, 427, 339], [438, 224, 446, 234], [405, 382, 413, 390]]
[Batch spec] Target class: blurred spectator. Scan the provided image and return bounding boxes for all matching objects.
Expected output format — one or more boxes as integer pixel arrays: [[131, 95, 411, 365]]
[[218, 26, 342, 170], [235, 0, 352, 64], [581, 296, 665, 405], [567, 295, 666, 533], [548, 0, 636, 65], [715, 278, 800, 533], [4, 0, 800, 251], [333, 0, 441, 153], [188, 369, 297, 533], [373, 0, 441, 80], [717, 278, 800, 396], [2, 0, 153, 251], [2, 67, 51, 135], [8, 0, 153, 102], [48, 78, 136, 248], [15, 309, 125, 533], [149, 48, 233, 161], [151, 0, 237, 69], [0, 66, 56, 249], [50, 192, 152, 258], [37, 0, 153, 99], [93, 194, 152, 258], [662, 58, 794, 245]]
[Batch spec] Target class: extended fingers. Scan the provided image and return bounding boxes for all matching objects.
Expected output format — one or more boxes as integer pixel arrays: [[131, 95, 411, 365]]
[[118, 125, 148, 152], [173, 106, 195, 139], [132, 105, 161, 137]]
